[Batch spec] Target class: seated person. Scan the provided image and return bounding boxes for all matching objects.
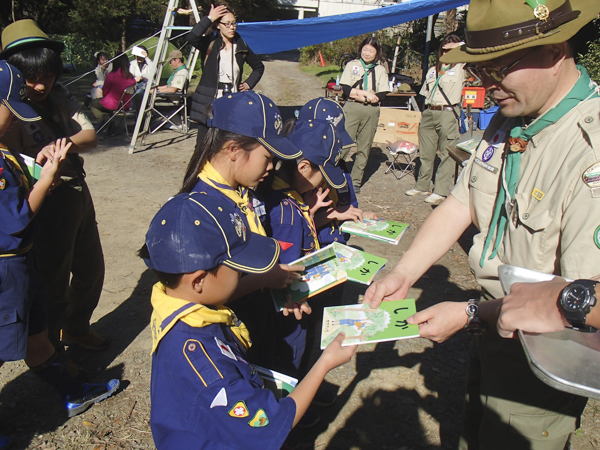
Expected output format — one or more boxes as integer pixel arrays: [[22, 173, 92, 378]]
[[129, 45, 152, 88], [90, 51, 112, 100], [141, 192, 355, 449], [89, 53, 136, 122], [152, 50, 188, 94]]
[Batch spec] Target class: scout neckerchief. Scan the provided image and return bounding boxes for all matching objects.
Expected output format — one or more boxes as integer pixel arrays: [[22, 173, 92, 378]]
[[198, 161, 266, 236], [150, 282, 251, 354], [359, 58, 377, 91], [429, 64, 451, 101], [0, 145, 32, 190], [479, 66, 599, 268], [167, 64, 187, 87], [272, 176, 320, 251]]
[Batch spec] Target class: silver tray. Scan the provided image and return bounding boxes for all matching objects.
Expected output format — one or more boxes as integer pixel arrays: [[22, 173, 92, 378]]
[[498, 265, 600, 400]]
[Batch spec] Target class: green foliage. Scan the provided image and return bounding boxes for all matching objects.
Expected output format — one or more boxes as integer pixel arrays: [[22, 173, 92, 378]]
[[576, 20, 600, 84], [299, 34, 372, 67], [579, 39, 600, 83], [48, 34, 102, 67]]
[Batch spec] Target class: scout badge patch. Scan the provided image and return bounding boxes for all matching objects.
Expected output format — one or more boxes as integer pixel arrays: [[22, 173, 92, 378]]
[[229, 401, 249, 418], [274, 113, 282, 134], [594, 225, 600, 249], [215, 337, 237, 361], [248, 409, 269, 428], [230, 213, 246, 241], [210, 387, 228, 408], [582, 162, 600, 188]]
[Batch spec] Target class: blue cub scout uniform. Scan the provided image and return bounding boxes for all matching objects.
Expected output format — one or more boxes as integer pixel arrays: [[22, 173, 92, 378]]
[[317, 173, 358, 246], [151, 317, 296, 449]]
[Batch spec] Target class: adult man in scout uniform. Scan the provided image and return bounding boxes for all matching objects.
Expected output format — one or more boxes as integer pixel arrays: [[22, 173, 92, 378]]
[[364, 0, 600, 448], [153, 50, 188, 94]]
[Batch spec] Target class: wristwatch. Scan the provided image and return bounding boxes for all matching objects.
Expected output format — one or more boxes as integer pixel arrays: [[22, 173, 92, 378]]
[[464, 299, 487, 335], [558, 279, 598, 332]]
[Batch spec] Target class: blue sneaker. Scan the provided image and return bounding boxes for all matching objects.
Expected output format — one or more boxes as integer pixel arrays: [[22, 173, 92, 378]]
[[65, 379, 120, 418], [0, 435, 13, 450]]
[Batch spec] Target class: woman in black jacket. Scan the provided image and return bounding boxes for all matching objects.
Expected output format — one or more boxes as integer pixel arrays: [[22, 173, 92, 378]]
[[188, 4, 264, 146]]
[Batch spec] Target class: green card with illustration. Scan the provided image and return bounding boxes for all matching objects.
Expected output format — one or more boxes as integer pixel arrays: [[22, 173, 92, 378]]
[[340, 219, 408, 245], [320, 299, 419, 348]]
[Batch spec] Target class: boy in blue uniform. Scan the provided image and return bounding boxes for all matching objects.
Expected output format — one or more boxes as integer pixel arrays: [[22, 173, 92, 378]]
[[0, 61, 119, 448], [297, 98, 377, 246], [141, 192, 355, 450]]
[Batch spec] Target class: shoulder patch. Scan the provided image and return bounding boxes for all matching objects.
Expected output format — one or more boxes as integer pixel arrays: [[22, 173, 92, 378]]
[[594, 225, 600, 249], [215, 337, 237, 361], [248, 409, 269, 427], [210, 387, 228, 408], [229, 401, 249, 418], [183, 339, 224, 387]]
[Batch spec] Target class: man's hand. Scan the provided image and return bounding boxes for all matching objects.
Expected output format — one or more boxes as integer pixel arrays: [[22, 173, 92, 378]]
[[497, 278, 570, 338], [408, 301, 469, 343], [363, 267, 412, 309]]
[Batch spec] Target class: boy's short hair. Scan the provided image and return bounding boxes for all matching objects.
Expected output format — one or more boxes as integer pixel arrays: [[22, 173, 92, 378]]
[[7, 47, 63, 81], [143, 192, 280, 275]]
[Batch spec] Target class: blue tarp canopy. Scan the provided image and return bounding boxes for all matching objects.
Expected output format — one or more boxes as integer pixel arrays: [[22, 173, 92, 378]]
[[237, 0, 468, 55]]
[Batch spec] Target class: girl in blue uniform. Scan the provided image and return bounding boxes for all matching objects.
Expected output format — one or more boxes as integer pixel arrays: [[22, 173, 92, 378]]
[[179, 91, 308, 367]]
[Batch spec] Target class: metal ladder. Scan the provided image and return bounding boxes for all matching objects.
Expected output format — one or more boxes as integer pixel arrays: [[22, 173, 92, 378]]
[[128, 0, 201, 154]]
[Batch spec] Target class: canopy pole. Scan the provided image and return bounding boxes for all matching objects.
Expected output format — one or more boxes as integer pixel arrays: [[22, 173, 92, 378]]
[[422, 14, 434, 83]]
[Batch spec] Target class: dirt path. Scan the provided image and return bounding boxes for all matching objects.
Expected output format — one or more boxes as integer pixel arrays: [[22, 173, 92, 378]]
[[1, 54, 598, 450]]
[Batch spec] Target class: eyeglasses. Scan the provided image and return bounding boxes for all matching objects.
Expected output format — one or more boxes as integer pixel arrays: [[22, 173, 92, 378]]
[[469, 49, 535, 83], [220, 21, 237, 28]]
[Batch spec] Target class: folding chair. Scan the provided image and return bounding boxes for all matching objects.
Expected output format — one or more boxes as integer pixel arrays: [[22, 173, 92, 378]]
[[150, 78, 191, 134], [97, 85, 138, 137], [385, 139, 419, 180]]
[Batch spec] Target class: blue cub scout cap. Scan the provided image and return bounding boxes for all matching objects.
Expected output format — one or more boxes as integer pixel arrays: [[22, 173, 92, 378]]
[[0, 61, 41, 122], [207, 91, 302, 160], [288, 119, 347, 190], [144, 192, 280, 274], [298, 97, 354, 148]]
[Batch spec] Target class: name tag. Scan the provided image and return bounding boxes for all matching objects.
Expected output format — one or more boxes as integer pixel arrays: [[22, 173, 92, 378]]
[[447, 69, 455, 76], [474, 157, 499, 174]]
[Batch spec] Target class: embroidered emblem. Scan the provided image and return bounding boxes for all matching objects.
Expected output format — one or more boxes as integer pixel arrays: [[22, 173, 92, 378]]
[[334, 149, 343, 166], [248, 409, 269, 427], [532, 188, 545, 201], [0, 179, 5, 190], [474, 158, 499, 174], [230, 213, 246, 241], [594, 225, 600, 250], [274, 113, 283, 135], [325, 113, 343, 127], [534, 4, 550, 20], [24, 122, 40, 135], [481, 145, 495, 162], [210, 388, 228, 409], [229, 401, 249, 418], [33, 131, 44, 143], [491, 130, 505, 144], [215, 337, 237, 361], [582, 162, 600, 188]]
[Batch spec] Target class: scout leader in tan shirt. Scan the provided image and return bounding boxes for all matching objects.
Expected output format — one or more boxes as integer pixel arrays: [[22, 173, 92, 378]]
[[363, 0, 600, 449]]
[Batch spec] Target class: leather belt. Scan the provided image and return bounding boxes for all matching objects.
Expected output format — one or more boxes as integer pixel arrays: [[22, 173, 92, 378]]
[[346, 99, 380, 106], [428, 105, 457, 111]]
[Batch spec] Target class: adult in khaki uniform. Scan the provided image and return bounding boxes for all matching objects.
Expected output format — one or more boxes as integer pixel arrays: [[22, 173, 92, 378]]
[[364, 0, 600, 448], [408, 34, 467, 205], [340, 37, 389, 193], [1, 20, 108, 355]]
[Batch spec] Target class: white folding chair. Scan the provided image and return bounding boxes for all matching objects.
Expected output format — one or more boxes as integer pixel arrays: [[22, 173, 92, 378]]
[[151, 78, 191, 134], [385, 139, 419, 180]]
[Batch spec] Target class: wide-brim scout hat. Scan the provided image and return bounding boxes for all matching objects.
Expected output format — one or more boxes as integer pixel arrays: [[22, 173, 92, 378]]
[[442, 0, 600, 63], [288, 119, 347, 190], [0, 61, 40, 121], [208, 91, 302, 160], [144, 192, 280, 275], [0, 19, 65, 60], [165, 50, 183, 62], [298, 97, 354, 148]]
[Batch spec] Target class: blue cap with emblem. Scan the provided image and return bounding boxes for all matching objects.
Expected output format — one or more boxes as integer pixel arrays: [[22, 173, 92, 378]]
[[0, 61, 41, 122], [144, 192, 280, 274], [298, 97, 354, 148], [288, 119, 346, 190], [207, 91, 302, 160]]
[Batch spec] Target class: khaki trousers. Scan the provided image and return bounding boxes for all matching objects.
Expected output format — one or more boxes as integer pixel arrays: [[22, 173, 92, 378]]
[[342, 101, 380, 188], [415, 108, 460, 196]]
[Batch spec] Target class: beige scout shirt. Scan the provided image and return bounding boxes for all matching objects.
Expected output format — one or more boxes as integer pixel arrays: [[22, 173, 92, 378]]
[[451, 96, 600, 299], [3, 83, 94, 180], [420, 64, 466, 106], [340, 59, 389, 95], [169, 67, 189, 91]]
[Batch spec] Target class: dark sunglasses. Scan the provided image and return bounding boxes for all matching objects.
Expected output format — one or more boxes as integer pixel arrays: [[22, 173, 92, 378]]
[[468, 49, 535, 83]]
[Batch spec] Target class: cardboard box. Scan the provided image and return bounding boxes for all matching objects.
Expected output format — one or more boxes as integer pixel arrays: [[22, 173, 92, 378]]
[[374, 108, 421, 146]]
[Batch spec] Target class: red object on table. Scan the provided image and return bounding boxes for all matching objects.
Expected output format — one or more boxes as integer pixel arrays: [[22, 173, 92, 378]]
[[462, 87, 486, 108]]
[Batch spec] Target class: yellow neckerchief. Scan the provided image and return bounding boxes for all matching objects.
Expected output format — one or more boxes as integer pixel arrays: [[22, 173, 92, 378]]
[[0, 145, 31, 190], [150, 283, 251, 354], [272, 176, 320, 251], [198, 161, 266, 236]]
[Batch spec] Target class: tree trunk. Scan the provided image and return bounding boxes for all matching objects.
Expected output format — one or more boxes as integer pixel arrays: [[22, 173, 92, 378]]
[[444, 9, 457, 34], [121, 17, 127, 52]]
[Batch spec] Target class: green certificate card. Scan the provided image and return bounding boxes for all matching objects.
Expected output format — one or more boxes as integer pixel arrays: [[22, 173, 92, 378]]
[[320, 299, 419, 349], [340, 219, 408, 245]]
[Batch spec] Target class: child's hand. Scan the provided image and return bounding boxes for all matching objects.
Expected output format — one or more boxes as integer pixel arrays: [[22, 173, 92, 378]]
[[282, 295, 312, 320], [320, 333, 356, 370], [264, 264, 304, 289], [37, 138, 71, 181], [304, 186, 332, 217], [363, 211, 379, 220], [328, 205, 363, 223]]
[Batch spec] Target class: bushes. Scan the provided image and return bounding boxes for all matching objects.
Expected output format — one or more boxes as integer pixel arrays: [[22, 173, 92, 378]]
[[299, 34, 372, 67], [49, 34, 120, 69]]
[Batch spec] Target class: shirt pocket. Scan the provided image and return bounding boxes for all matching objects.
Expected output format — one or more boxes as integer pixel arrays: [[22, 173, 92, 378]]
[[468, 159, 500, 196]]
